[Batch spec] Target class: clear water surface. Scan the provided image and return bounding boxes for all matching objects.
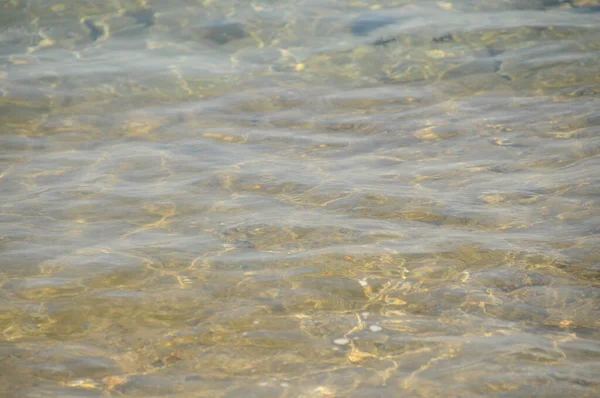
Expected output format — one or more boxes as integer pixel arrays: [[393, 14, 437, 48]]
[[1, 0, 599, 397]]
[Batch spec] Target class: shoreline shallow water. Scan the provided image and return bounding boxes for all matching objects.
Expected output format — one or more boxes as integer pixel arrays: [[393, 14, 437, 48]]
[[1, 0, 599, 396]]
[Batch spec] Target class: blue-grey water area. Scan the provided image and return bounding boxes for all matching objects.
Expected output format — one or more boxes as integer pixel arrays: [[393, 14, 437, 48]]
[[1, 0, 599, 396]]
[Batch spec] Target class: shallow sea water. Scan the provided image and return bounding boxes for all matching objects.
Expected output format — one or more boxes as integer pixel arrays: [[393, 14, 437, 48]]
[[1, 0, 600, 396]]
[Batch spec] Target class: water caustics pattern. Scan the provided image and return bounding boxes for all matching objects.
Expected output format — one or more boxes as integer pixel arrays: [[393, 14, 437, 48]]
[[1, 0, 599, 397]]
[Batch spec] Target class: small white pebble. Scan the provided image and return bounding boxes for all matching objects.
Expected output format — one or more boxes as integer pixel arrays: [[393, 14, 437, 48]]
[[361, 311, 370, 319], [242, 332, 248, 336], [280, 382, 290, 388], [253, 320, 260, 325], [333, 338, 350, 345], [358, 279, 368, 287], [258, 381, 269, 387], [369, 325, 383, 332], [332, 346, 340, 351], [353, 336, 360, 340]]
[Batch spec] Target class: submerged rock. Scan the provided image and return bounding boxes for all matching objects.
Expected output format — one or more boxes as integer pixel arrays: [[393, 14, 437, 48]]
[[82, 19, 104, 42], [433, 33, 453, 43], [124, 7, 155, 27], [372, 37, 398, 46], [350, 14, 397, 36], [201, 21, 248, 45], [570, 5, 600, 12]]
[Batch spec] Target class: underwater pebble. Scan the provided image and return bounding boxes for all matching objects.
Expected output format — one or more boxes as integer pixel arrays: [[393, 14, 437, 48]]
[[491, 138, 519, 146], [281, 382, 290, 388], [358, 279, 368, 287], [361, 311, 370, 319], [333, 338, 350, 345], [369, 325, 383, 332], [66, 378, 99, 388]]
